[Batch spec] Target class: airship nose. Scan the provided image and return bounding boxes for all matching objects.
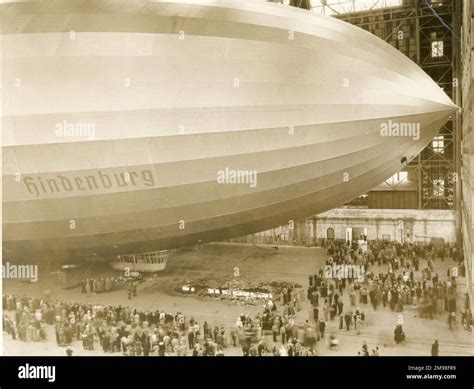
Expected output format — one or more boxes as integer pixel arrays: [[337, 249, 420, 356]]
[[434, 85, 459, 111], [410, 67, 458, 113]]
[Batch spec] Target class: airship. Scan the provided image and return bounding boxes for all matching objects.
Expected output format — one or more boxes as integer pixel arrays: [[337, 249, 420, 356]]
[[2, 0, 457, 261]]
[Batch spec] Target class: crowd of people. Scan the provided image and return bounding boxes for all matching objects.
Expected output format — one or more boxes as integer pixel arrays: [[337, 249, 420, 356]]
[[80, 277, 120, 296], [235, 299, 320, 356], [2, 294, 231, 356], [309, 239, 472, 346], [2, 239, 471, 357]]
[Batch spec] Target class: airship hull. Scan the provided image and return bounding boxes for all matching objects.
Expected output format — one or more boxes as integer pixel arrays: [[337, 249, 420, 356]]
[[1, 0, 456, 259]]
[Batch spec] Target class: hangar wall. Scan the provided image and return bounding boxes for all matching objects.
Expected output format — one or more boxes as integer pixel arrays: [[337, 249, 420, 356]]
[[231, 209, 456, 245], [461, 0, 473, 311]]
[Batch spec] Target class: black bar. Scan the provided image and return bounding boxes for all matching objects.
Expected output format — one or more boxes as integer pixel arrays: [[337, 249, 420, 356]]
[[0, 356, 472, 388]]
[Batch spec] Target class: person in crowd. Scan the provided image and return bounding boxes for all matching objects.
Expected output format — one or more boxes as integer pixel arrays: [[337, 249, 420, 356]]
[[394, 324, 405, 344], [431, 339, 439, 356]]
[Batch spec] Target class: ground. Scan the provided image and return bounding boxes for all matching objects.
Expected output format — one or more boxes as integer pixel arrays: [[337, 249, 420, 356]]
[[3, 243, 473, 356]]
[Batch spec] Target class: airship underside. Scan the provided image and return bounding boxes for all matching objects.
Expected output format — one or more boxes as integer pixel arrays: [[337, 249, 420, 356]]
[[1, 0, 456, 259]]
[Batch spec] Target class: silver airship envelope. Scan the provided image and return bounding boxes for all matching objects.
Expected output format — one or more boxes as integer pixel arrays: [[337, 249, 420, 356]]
[[1, 0, 457, 259]]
